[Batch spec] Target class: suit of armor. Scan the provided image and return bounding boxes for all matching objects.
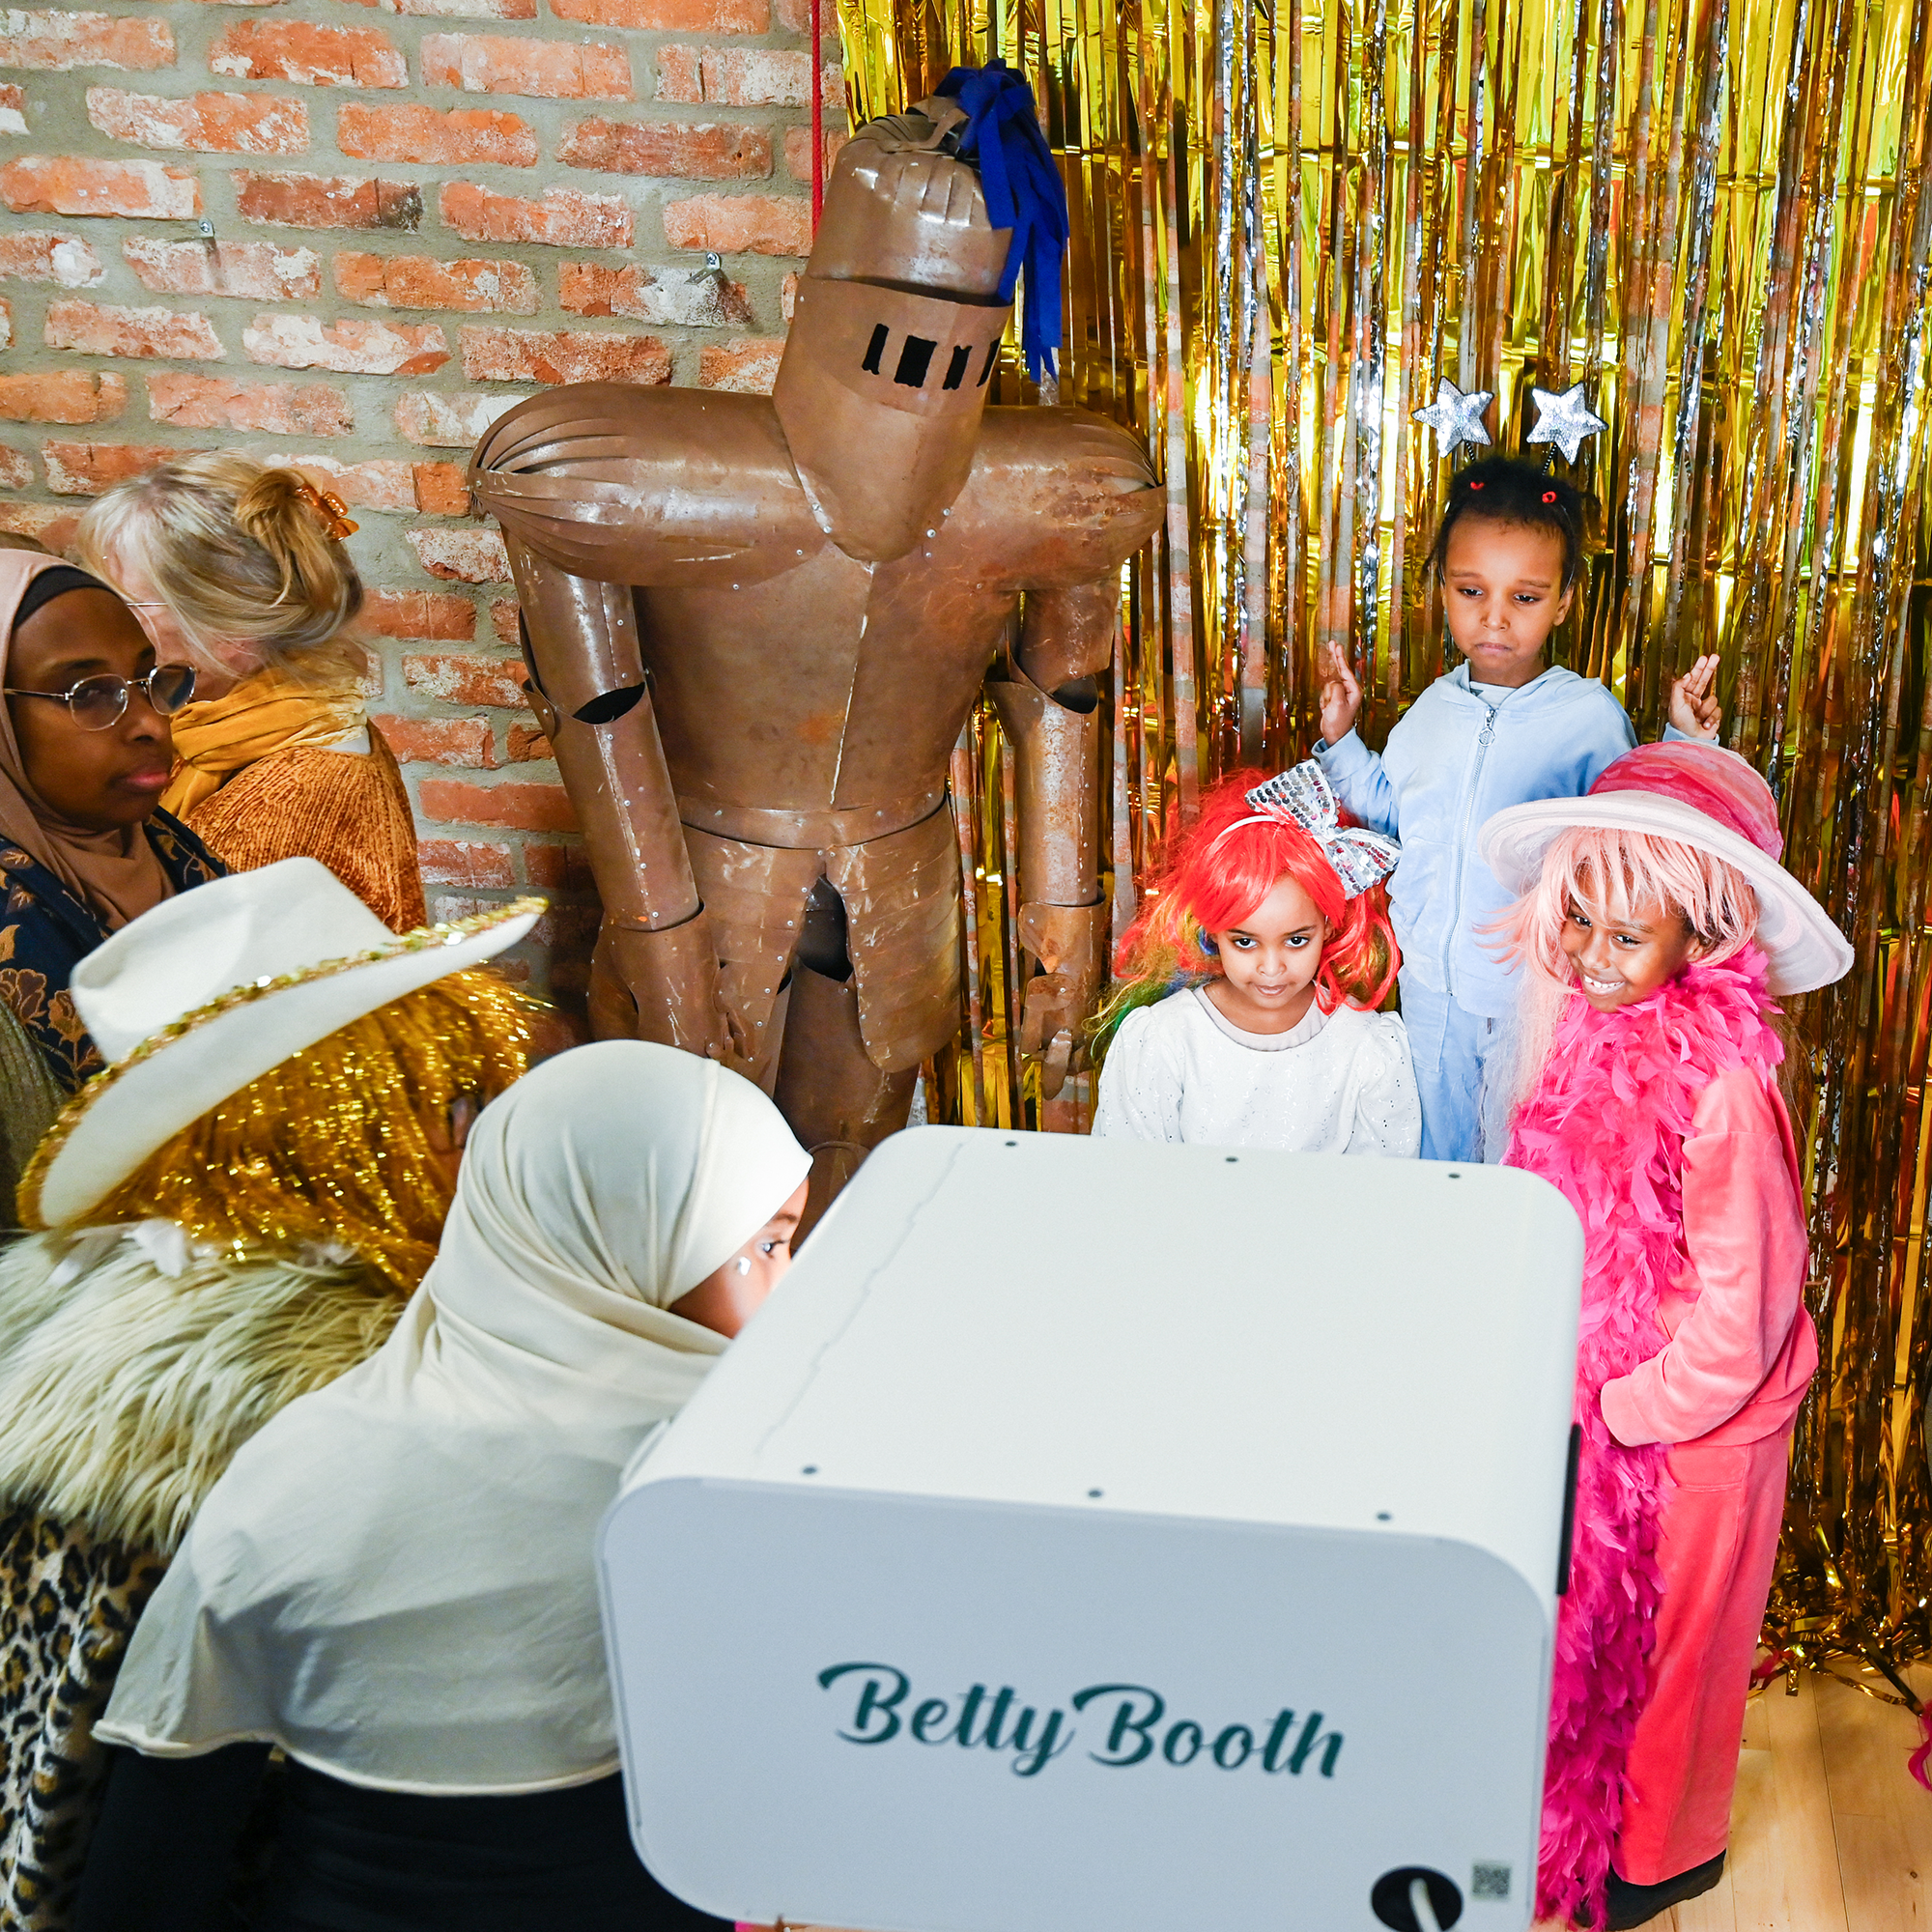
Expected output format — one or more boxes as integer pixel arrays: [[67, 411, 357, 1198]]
[[470, 93, 1161, 1210]]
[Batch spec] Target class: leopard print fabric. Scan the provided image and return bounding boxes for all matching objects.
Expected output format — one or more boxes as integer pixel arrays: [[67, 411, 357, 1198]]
[[0, 1508, 164, 1932]]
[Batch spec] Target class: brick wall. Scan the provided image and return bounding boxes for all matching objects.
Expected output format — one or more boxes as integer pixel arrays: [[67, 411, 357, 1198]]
[[0, 0, 840, 1012]]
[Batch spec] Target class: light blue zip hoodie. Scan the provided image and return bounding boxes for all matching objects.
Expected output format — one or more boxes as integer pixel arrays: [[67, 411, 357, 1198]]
[[1317, 664, 1637, 1018]]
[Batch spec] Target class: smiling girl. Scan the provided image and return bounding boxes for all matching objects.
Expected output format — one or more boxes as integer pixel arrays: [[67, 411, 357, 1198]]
[[1480, 743, 1853, 1929], [1091, 763, 1419, 1155], [0, 551, 221, 1221], [1315, 457, 1722, 1162]]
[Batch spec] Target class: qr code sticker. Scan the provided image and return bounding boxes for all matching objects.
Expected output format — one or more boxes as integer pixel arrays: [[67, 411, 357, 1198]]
[[1471, 1863, 1512, 1900]]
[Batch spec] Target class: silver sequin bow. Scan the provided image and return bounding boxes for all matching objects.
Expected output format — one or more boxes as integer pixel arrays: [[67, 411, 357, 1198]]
[[1220, 760, 1403, 900]]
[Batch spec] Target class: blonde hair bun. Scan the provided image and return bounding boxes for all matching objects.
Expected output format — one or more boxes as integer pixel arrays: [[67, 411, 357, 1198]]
[[78, 453, 366, 679]]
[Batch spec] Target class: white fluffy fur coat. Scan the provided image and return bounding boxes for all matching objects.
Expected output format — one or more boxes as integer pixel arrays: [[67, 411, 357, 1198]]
[[0, 1228, 404, 1555]]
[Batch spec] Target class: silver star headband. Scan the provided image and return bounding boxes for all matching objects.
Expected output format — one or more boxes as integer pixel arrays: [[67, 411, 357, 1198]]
[[1214, 760, 1402, 899], [1412, 377, 1493, 456], [1525, 382, 1608, 464]]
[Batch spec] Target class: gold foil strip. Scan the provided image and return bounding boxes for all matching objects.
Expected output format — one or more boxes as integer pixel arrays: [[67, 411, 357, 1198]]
[[848, 0, 1932, 1660]]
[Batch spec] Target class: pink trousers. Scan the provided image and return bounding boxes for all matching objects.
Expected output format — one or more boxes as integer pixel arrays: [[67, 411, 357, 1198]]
[[1613, 1430, 1792, 1886]]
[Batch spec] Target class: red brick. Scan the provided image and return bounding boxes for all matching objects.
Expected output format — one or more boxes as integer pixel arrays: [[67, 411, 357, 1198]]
[[0, 11, 173, 71], [558, 116, 768, 180], [243, 313, 447, 374], [781, 269, 797, 320], [124, 236, 320, 299], [1, 154, 199, 219], [149, 373, 351, 437], [489, 596, 519, 643], [698, 335, 781, 392], [0, 83, 25, 133], [362, 588, 475, 639], [411, 462, 469, 514], [210, 20, 407, 88], [371, 713, 496, 767], [233, 170, 419, 231], [345, 0, 533, 14], [422, 32, 629, 99], [505, 720, 550, 761], [459, 324, 668, 385], [0, 447, 32, 491], [252, 452, 417, 511], [553, 0, 764, 27], [0, 368, 126, 423], [405, 648, 526, 705], [45, 298, 223, 360], [654, 45, 830, 107], [86, 86, 306, 154], [438, 182, 631, 249], [338, 100, 534, 166], [393, 387, 523, 445], [417, 837, 515, 887], [0, 229, 104, 286], [42, 438, 186, 495], [419, 778, 577, 832], [408, 526, 509, 581], [0, 503, 78, 549], [783, 125, 846, 183], [522, 840, 592, 892], [661, 192, 808, 257], [334, 251, 537, 314], [559, 260, 751, 327]]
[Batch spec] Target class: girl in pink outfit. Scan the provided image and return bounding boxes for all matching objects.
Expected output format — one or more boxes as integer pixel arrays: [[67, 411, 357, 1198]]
[[1479, 742, 1853, 1930]]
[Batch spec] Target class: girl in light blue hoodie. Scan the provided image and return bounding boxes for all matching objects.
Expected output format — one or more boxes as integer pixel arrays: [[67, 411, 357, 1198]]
[[1315, 457, 1719, 1161]]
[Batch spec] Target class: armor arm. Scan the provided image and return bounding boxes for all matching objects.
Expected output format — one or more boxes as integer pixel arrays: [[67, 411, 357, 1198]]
[[987, 575, 1120, 1098], [508, 536, 733, 1059]]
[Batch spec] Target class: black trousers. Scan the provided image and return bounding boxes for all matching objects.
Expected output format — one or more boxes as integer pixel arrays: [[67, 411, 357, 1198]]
[[77, 1746, 734, 1932]]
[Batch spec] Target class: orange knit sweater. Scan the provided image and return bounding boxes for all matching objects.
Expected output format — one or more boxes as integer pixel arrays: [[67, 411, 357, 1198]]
[[184, 725, 426, 934]]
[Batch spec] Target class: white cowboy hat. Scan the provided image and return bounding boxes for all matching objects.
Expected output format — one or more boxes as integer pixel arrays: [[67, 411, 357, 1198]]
[[1479, 741, 1853, 997], [21, 857, 542, 1230]]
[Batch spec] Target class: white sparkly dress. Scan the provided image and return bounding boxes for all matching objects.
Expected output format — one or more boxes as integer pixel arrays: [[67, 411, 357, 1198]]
[[1092, 985, 1422, 1156]]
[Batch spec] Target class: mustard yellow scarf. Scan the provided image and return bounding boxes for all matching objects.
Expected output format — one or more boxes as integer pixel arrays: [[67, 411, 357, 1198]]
[[163, 666, 367, 818]]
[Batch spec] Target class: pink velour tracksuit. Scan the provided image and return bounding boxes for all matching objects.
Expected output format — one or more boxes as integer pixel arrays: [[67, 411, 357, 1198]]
[[1599, 1063, 1817, 1886]]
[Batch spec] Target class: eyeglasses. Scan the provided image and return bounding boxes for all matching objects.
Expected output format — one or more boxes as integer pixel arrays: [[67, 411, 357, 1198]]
[[4, 663, 197, 730]]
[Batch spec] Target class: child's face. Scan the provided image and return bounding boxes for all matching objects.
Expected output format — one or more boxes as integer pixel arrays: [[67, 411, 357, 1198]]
[[1560, 889, 1703, 1010], [1210, 873, 1330, 1016], [668, 1177, 810, 1339], [1440, 518, 1575, 689]]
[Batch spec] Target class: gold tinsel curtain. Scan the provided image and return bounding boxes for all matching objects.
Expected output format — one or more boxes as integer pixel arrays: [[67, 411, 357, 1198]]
[[836, 0, 1932, 1672]]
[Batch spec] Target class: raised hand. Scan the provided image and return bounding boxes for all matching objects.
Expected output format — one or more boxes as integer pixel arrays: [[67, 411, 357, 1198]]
[[1319, 642, 1363, 748], [1667, 653, 1722, 742]]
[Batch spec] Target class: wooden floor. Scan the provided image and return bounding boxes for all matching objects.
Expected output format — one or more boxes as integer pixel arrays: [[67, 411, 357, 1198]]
[[1534, 1663, 1932, 1930]]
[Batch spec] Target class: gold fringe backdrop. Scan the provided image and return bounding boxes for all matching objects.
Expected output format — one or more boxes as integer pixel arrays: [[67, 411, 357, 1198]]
[[836, 0, 1932, 1672]]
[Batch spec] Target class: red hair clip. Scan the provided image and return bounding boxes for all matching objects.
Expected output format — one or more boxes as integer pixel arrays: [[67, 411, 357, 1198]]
[[1468, 479, 1485, 490], [1542, 489, 1558, 503]]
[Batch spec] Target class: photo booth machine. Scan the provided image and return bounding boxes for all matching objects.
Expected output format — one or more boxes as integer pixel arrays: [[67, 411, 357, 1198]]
[[600, 1128, 1583, 1932]]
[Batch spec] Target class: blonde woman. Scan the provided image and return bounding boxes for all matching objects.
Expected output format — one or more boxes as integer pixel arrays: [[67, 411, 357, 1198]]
[[78, 456, 426, 932]]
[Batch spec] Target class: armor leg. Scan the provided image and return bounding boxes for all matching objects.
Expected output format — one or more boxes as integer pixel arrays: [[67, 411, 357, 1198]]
[[773, 961, 919, 1240]]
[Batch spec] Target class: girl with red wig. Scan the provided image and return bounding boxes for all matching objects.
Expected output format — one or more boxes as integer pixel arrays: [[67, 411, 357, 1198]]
[[1091, 762, 1418, 1154], [1480, 743, 1851, 1930]]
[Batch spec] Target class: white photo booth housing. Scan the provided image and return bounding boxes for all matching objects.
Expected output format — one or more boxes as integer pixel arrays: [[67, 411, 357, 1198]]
[[600, 1127, 1583, 1932]]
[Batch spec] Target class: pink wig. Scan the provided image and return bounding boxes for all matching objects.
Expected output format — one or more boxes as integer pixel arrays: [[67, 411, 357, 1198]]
[[1491, 826, 1763, 1109]]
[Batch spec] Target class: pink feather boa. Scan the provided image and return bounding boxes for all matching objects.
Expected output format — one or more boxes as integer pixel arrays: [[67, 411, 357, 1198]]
[[1503, 948, 1783, 1926]]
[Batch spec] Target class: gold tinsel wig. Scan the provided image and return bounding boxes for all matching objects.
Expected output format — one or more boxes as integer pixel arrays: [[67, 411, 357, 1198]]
[[81, 969, 538, 1293]]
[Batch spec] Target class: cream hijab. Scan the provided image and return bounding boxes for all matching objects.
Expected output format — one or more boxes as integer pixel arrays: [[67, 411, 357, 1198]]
[[0, 552, 174, 930], [97, 1042, 810, 1794]]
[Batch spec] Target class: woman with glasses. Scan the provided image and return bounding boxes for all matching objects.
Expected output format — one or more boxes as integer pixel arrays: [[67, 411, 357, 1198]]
[[77, 456, 426, 934], [0, 550, 221, 1226]]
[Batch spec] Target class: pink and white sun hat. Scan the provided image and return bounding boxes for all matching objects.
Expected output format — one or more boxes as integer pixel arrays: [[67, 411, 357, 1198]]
[[1479, 740, 1854, 996]]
